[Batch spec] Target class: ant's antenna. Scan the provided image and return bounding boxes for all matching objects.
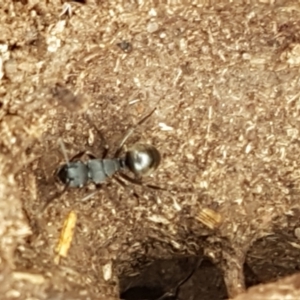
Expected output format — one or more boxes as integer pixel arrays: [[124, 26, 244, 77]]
[[114, 107, 157, 157], [39, 139, 71, 213], [58, 138, 70, 165]]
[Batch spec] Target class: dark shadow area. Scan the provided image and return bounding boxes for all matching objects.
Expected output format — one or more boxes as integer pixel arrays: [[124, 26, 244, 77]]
[[245, 224, 300, 287], [119, 257, 228, 300], [244, 263, 261, 288]]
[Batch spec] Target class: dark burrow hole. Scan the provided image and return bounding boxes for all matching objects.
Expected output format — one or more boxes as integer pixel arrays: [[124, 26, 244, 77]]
[[245, 226, 300, 286], [119, 257, 228, 300], [119, 227, 300, 300]]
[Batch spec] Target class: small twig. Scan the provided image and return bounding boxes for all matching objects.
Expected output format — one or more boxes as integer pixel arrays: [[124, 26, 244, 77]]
[[156, 258, 203, 300], [59, 3, 72, 18]]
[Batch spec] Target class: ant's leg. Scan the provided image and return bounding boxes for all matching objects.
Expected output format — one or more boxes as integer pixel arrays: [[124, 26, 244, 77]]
[[85, 152, 97, 159], [81, 183, 102, 202], [114, 107, 156, 158], [118, 173, 166, 191], [112, 176, 140, 202], [69, 151, 86, 161], [85, 114, 109, 159], [40, 183, 69, 213], [70, 151, 97, 161], [113, 175, 128, 188]]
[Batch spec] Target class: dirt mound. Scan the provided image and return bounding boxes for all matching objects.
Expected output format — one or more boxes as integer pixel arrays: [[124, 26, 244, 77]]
[[1, 1, 300, 299]]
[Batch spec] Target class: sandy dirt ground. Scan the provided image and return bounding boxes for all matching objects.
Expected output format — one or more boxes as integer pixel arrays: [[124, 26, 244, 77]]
[[1, 0, 300, 299]]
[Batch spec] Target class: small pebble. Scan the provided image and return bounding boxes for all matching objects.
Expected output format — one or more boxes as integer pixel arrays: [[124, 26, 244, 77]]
[[147, 22, 159, 33], [294, 227, 300, 240]]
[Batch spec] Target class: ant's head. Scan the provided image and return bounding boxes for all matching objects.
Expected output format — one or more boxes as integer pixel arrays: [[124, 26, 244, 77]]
[[56, 162, 89, 188], [124, 144, 161, 177]]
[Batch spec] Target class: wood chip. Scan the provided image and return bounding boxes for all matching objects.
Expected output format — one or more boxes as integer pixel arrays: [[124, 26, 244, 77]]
[[54, 210, 77, 265], [196, 208, 222, 230]]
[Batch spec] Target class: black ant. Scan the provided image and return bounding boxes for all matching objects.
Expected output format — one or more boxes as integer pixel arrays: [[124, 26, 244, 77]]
[[42, 108, 162, 211]]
